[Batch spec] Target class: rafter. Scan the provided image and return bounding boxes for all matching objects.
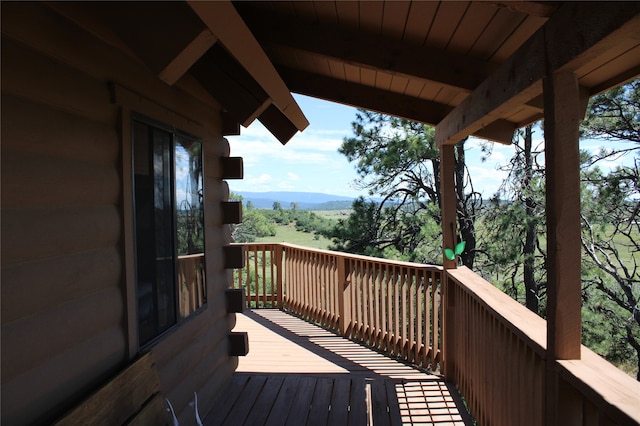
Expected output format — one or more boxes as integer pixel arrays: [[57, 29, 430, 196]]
[[240, 8, 495, 93], [188, 0, 308, 133], [436, 1, 640, 146], [158, 29, 217, 86]]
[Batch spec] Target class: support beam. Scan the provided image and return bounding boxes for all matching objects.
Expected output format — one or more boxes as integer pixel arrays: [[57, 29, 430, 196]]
[[158, 29, 217, 85], [188, 0, 308, 132], [545, 71, 584, 360], [436, 1, 640, 147], [544, 71, 585, 424]]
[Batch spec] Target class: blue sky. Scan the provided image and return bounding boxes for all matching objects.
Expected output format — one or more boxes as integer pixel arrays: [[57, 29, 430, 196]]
[[227, 94, 630, 199]]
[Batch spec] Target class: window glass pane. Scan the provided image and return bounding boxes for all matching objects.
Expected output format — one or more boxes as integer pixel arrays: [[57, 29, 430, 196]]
[[175, 135, 206, 319], [133, 121, 176, 345], [152, 127, 176, 333]]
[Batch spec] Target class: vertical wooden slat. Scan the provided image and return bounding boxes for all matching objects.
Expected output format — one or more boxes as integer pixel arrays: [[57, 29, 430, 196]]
[[376, 264, 381, 348], [337, 256, 347, 336]]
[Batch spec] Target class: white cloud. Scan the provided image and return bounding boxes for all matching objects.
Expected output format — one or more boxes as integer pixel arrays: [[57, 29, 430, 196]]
[[287, 172, 300, 181]]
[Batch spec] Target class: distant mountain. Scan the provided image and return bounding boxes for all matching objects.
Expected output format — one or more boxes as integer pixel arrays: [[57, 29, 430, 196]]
[[236, 191, 358, 210]]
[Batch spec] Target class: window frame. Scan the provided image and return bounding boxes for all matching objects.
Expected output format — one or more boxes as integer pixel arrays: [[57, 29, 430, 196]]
[[131, 113, 207, 349]]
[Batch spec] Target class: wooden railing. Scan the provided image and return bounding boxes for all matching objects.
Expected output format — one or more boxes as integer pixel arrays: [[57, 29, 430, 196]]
[[445, 267, 640, 426], [232, 243, 441, 370], [177, 253, 206, 318], [232, 243, 640, 425]]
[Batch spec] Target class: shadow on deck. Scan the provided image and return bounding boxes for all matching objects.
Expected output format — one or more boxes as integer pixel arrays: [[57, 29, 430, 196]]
[[205, 310, 472, 425]]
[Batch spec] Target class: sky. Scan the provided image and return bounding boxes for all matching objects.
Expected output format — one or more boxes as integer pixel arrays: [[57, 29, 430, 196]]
[[227, 94, 631, 200]]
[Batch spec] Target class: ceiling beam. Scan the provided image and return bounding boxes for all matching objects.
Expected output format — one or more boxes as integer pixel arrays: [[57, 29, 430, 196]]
[[280, 67, 515, 145], [188, 0, 308, 132], [240, 9, 494, 93], [280, 67, 451, 125], [436, 1, 640, 147]]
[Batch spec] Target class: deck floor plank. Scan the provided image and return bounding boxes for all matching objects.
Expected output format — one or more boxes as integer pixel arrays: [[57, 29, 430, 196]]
[[284, 376, 317, 426], [243, 375, 285, 426], [326, 377, 351, 425], [263, 375, 302, 426], [206, 310, 472, 425]]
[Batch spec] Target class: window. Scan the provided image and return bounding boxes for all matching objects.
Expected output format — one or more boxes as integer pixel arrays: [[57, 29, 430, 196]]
[[133, 117, 206, 346]]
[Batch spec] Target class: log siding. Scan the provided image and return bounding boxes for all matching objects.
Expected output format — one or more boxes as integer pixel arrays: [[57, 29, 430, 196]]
[[1, 3, 236, 424]]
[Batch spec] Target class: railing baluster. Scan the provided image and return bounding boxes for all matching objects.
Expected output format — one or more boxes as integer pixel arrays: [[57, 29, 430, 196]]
[[234, 243, 442, 370]]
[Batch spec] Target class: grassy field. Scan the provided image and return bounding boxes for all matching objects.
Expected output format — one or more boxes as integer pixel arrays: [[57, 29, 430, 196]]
[[254, 223, 334, 249], [252, 209, 350, 250]]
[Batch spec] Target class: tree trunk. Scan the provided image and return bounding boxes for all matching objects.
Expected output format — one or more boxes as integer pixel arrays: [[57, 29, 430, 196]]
[[454, 140, 476, 268], [522, 125, 539, 314]]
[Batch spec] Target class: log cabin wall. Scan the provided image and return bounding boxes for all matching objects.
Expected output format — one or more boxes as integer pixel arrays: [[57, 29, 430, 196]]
[[1, 2, 237, 424]]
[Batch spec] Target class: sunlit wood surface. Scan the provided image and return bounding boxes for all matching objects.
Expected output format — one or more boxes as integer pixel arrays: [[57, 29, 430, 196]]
[[205, 309, 471, 425]]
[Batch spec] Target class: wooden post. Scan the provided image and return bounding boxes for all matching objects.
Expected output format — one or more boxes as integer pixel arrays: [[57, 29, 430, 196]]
[[440, 144, 457, 379], [337, 256, 351, 337], [275, 244, 284, 309], [543, 71, 587, 425]]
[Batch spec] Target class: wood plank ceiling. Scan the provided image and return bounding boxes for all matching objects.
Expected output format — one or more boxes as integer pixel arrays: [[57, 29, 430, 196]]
[[233, 1, 640, 145], [48, 1, 640, 145]]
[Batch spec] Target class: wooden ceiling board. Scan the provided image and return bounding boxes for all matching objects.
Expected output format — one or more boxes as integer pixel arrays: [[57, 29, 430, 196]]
[[446, 2, 497, 56], [574, 43, 640, 89], [361, 67, 377, 87], [402, 1, 439, 47], [375, 71, 393, 92], [272, 1, 296, 17], [471, 8, 527, 61], [418, 82, 442, 101], [389, 75, 410, 95], [380, 1, 412, 41], [344, 63, 362, 84], [425, 2, 470, 50], [433, 85, 462, 107], [335, 1, 359, 29], [313, 56, 333, 78], [228, 1, 640, 144], [404, 79, 427, 99], [327, 58, 347, 81], [292, 1, 317, 22], [312, 1, 338, 26], [489, 14, 547, 62], [359, 1, 385, 36]]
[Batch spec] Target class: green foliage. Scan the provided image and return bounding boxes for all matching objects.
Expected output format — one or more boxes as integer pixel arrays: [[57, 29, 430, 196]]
[[578, 78, 640, 379], [581, 79, 640, 144], [332, 110, 478, 266]]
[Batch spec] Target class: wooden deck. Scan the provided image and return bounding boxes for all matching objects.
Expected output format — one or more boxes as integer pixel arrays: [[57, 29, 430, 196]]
[[205, 310, 471, 425]]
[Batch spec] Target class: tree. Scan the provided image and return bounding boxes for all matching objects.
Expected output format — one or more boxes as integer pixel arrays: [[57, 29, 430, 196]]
[[580, 161, 640, 378], [333, 110, 480, 266], [579, 79, 640, 379], [478, 124, 547, 314]]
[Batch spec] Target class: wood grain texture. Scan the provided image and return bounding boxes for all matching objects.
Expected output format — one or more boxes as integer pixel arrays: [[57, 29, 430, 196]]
[[53, 353, 164, 426], [204, 309, 471, 425]]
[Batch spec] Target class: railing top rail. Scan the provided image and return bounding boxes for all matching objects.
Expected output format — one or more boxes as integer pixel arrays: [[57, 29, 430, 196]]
[[177, 253, 205, 259], [240, 242, 443, 271], [557, 346, 640, 424], [447, 266, 547, 356]]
